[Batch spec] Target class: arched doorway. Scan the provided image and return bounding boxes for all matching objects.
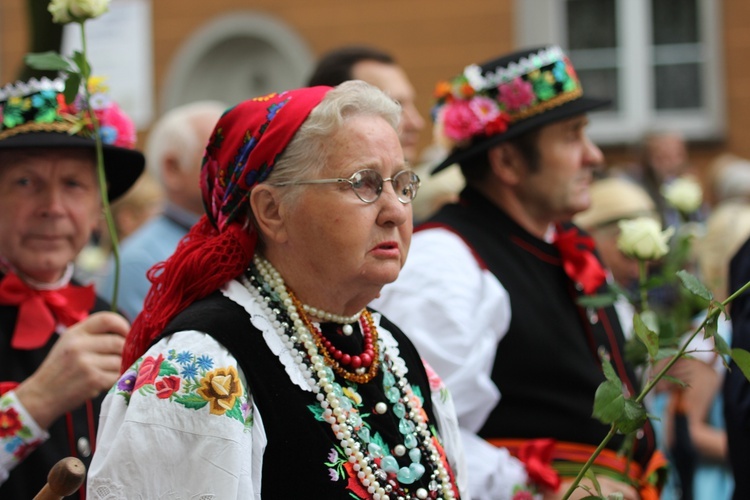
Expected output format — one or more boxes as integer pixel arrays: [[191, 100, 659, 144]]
[[160, 12, 313, 113]]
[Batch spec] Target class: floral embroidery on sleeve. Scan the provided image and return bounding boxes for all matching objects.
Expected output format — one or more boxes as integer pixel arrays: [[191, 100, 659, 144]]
[[112, 348, 252, 430], [0, 391, 47, 474]]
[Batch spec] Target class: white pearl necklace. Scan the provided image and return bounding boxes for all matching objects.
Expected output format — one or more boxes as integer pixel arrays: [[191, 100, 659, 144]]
[[246, 256, 457, 499], [254, 256, 362, 334], [301, 303, 363, 326]]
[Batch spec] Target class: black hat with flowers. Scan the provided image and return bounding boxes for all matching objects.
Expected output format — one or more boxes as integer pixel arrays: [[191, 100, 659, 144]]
[[0, 77, 144, 200], [431, 45, 611, 174]]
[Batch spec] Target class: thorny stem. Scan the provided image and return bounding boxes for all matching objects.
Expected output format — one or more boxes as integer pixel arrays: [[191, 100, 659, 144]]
[[562, 278, 750, 499], [80, 21, 120, 311]]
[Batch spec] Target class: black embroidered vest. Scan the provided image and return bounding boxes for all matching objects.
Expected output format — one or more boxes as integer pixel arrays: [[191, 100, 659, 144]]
[[426, 187, 656, 467], [0, 275, 109, 500], [161, 291, 459, 499]]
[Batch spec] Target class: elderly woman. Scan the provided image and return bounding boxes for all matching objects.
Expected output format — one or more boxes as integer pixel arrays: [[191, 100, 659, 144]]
[[88, 82, 465, 499]]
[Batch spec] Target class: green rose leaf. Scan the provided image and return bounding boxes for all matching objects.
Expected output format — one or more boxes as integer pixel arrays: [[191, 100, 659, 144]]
[[72, 50, 91, 79], [63, 74, 82, 104], [677, 270, 713, 301], [601, 352, 621, 385], [616, 399, 647, 434], [633, 313, 659, 358], [731, 348, 750, 383], [714, 331, 732, 358], [593, 380, 624, 424], [24, 51, 72, 72], [703, 314, 719, 340], [593, 355, 625, 424]]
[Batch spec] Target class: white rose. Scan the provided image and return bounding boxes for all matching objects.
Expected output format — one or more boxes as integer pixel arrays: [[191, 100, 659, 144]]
[[68, 0, 110, 20], [48, 0, 73, 23], [617, 217, 674, 261], [662, 176, 703, 214]]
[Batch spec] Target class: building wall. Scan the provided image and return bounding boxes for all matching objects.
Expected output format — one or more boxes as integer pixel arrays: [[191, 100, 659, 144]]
[[1, 0, 749, 175]]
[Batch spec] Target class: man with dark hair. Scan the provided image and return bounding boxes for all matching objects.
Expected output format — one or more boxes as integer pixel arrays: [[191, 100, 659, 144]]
[[308, 45, 424, 165], [373, 46, 664, 499]]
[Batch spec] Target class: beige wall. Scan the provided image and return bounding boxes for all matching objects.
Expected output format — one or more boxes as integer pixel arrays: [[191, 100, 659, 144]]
[[1, 0, 748, 175]]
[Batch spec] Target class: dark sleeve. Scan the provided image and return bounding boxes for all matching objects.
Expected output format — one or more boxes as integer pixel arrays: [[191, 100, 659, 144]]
[[724, 235, 750, 497]]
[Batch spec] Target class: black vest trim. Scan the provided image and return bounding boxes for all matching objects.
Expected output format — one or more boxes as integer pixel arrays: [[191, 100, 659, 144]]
[[425, 187, 656, 467]]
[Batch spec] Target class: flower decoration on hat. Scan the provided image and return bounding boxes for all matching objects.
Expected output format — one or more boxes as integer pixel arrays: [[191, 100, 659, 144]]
[[0, 76, 136, 149], [432, 46, 584, 150]]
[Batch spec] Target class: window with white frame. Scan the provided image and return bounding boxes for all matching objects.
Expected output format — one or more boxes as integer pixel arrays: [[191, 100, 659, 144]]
[[515, 0, 724, 145]]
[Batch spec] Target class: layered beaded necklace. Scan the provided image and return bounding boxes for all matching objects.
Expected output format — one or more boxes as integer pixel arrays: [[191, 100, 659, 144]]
[[244, 255, 457, 499]]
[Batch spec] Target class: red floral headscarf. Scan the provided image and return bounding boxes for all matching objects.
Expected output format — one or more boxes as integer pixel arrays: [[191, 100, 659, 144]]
[[123, 86, 331, 369]]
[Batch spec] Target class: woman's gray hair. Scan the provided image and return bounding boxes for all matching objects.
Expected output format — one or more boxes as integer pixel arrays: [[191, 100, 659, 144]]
[[266, 80, 402, 204]]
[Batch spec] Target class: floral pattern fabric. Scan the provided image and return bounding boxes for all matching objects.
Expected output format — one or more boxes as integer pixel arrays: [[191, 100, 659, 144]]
[[110, 348, 252, 429], [0, 390, 48, 485], [88, 280, 474, 499]]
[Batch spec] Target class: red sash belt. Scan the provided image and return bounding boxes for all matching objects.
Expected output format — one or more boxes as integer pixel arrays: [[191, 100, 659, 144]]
[[488, 438, 668, 500]]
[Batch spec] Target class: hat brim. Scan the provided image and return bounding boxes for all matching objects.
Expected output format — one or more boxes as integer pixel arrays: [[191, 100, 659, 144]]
[[0, 131, 145, 201], [431, 95, 611, 175]]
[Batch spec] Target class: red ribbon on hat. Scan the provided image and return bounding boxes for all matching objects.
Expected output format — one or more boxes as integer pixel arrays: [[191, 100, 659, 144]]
[[553, 225, 607, 294], [0, 272, 95, 350]]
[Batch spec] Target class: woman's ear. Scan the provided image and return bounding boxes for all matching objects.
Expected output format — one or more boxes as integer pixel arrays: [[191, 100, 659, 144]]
[[250, 185, 288, 244]]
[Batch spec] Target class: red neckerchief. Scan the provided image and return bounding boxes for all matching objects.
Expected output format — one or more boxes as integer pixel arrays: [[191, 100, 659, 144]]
[[0, 272, 95, 349], [553, 224, 607, 295]]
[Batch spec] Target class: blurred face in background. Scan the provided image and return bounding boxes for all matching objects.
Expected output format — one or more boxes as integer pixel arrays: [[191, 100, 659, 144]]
[[352, 60, 425, 164]]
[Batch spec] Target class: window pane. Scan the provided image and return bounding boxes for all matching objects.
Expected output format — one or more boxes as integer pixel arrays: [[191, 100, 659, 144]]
[[578, 68, 619, 112], [566, 0, 617, 49], [652, 0, 699, 45], [654, 63, 702, 109]]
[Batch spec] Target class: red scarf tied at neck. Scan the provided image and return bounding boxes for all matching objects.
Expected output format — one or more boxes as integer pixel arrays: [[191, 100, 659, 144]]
[[0, 272, 95, 350], [553, 225, 607, 295]]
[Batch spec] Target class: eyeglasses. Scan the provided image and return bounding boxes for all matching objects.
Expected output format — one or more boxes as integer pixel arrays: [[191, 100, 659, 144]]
[[272, 169, 421, 204]]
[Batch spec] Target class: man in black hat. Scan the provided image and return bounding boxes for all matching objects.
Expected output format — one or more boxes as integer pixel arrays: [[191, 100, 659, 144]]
[[373, 46, 663, 499], [0, 77, 144, 498]]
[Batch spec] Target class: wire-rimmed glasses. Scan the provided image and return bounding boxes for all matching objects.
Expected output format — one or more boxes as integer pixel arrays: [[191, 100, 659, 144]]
[[272, 169, 420, 204]]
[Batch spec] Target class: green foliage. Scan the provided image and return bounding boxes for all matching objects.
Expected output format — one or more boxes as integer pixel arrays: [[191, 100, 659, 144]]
[[633, 313, 659, 359], [677, 270, 713, 301], [24, 51, 72, 72], [566, 215, 750, 499], [731, 348, 750, 383]]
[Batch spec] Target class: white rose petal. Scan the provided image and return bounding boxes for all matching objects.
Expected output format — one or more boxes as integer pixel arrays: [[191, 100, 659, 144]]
[[69, 0, 110, 20], [662, 176, 703, 214], [617, 217, 674, 261], [48, 0, 73, 23]]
